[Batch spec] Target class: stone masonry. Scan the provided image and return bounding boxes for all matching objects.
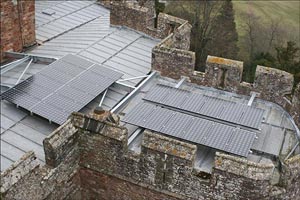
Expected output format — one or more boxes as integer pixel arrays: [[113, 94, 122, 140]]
[[1, 1, 299, 200], [291, 83, 300, 126], [108, 0, 298, 127], [0, 0, 36, 62], [1, 112, 300, 199], [126, 0, 299, 127]]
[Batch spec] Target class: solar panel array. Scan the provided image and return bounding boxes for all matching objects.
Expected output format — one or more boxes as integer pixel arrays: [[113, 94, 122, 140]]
[[1, 54, 123, 124], [122, 102, 256, 157], [144, 84, 264, 129]]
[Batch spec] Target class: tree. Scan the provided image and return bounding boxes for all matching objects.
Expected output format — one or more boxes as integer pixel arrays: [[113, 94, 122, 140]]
[[275, 41, 300, 73], [165, 1, 238, 71], [251, 42, 300, 86], [207, 0, 239, 60]]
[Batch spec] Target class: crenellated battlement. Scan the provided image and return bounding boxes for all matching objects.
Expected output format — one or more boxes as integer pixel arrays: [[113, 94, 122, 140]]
[[1, 1, 299, 199], [2, 112, 299, 199], [151, 23, 299, 127]]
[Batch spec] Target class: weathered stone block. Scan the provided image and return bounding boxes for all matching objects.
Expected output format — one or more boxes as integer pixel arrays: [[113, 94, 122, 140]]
[[43, 119, 78, 167], [291, 83, 300, 127], [205, 56, 244, 92], [152, 45, 195, 80], [1, 151, 39, 195], [254, 65, 294, 105]]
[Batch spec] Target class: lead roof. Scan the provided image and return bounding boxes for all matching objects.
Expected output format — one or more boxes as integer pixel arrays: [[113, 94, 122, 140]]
[[1, 1, 158, 171]]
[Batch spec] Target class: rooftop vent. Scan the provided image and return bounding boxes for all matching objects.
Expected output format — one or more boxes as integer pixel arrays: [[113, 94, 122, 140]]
[[42, 9, 56, 16]]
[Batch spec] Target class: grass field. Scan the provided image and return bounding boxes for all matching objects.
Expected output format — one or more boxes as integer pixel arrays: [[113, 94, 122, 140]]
[[233, 1, 300, 58], [164, 1, 299, 61]]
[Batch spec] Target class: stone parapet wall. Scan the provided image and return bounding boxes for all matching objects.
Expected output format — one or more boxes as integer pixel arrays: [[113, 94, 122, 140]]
[[1, 119, 81, 200], [1, 112, 300, 199], [43, 119, 78, 167], [109, 0, 192, 40], [253, 65, 294, 106], [0, 149, 81, 200], [204, 56, 244, 92], [73, 113, 299, 199], [152, 44, 195, 80], [0, 0, 36, 62], [117, 0, 299, 128], [211, 153, 275, 199], [152, 34, 298, 128], [214, 152, 275, 181], [110, 1, 156, 37], [1, 151, 39, 196], [291, 83, 300, 127]]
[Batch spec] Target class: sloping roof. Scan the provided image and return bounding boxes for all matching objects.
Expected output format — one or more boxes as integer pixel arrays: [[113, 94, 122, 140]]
[[35, 0, 108, 42], [2, 55, 124, 125], [1, 100, 57, 171], [29, 18, 158, 85], [1, 1, 159, 171]]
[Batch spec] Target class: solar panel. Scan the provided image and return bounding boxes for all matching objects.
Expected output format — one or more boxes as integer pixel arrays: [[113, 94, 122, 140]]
[[144, 84, 265, 129], [122, 102, 256, 157], [1, 54, 123, 124]]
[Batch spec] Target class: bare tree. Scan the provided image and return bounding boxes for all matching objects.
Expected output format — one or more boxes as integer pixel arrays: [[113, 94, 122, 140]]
[[165, 1, 226, 70]]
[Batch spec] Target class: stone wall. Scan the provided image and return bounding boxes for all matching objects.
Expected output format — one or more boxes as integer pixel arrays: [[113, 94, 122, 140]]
[[110, 0, 156, 37], [253, 66, 294, 106], [280, 154, 300, 199], [0, 120, 81, 200], [212, 153, 274, 199], [203, 56, 244, 92], [1, 112, 300, 199], [80, 169, 180, 200], [291, 83, 300, 127], [151, 14, 194, 80], [152, 33, 298, 128], [109, 0, 192, 41], [0, 0, 36, 62]]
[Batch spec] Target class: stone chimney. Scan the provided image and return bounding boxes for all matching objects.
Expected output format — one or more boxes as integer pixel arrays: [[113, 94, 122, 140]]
[[0, 0, 36, 62], [92, 106, 120, 124]]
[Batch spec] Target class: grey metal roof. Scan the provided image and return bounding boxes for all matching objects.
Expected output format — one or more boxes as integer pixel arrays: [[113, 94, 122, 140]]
[[29, 12, 159, 86], [122, 102, 256, 157], [1, 100, 57, 171], [1, 1, 158, 171], [2, 55, 123, 125], [35, 1, 108, 42], [144, 84, 265, 129]]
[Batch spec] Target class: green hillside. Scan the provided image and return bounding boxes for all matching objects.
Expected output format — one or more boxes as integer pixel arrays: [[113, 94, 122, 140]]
[[233, 1, 299, 30], [233, 1, 300, 53]]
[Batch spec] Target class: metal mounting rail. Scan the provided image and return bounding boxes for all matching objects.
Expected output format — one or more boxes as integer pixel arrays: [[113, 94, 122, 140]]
[[15, 58, 33, 85], [99, 89, 108, 107], [117, 75, 148, 82], [175, 77, 186, 88], [248, 92, 258, 106], [4, 52, 57, 64], [111, 71, 157, 114], [1, 56, 30, 75]]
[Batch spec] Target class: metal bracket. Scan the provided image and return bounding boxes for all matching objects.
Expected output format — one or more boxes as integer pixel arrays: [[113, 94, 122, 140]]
[[99, 89, 108, 107], [248, 92, 259, 106], [111, 71, 157, 113], [15, 58, 33, 85], [1, 56, 30, 75]]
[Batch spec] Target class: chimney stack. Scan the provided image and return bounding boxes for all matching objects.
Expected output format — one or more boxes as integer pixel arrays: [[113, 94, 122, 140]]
[[0, 0, 36, 63]]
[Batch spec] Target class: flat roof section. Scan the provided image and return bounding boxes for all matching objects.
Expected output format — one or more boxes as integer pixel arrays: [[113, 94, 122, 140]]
[[144, 84, 265, 129], [35, 1, 109, 42], [122, 102, 256, 157]]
